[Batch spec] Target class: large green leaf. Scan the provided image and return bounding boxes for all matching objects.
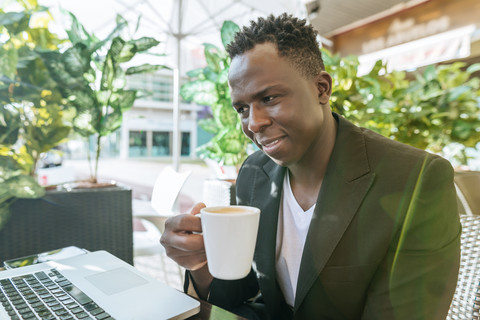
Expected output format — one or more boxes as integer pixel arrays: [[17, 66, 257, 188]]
[[466, 63, 480, 74], [99, 108, 123, 136], [448, 85, 471, 102], [15, 47, 38, 69], [0, 11, 31, 35], [0, 155, 24, 180], [109, 90, 137, 112], [41, 126, 70, 152], [220, 21, 240, 48], [203, 43, 222, 73], [198, 118, 218, 134], [0, 107, 21, 146], [117, 42, 137, 63], [100, 52, 116, 91], [214, 103, 237, 128], [203, 66, 218, 82], [67, 88, 98, 111], [21, 105, 71, 154], [72, 111, 95, 137], [5, 175, 45, 199], [126, 64, 169, 75], [186, 68, 204, 78], [37, 49, 85, 90], [115, 14, 128, 29], [62, 43, 91, 77], [63, 10, 94, 46], [99, 38, 128, 90], [180, 80, 218, 106], [0, 46, 18, 80], [129, 37, 161, 52]]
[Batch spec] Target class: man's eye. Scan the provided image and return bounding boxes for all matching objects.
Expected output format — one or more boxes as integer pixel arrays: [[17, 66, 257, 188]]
[[236, 106, 245, 114], [263, 96, 275, 103]]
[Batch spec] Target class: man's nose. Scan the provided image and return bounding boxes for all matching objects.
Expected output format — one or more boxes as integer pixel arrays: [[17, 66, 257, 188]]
[[247, 105, 270, 133]]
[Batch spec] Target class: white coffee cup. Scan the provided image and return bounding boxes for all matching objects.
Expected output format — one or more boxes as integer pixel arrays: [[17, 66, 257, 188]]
[[200, 205, 260, 280]]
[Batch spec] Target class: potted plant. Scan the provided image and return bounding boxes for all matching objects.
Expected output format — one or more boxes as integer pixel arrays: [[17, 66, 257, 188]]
[[39, 11, 167, 183], [180, 21, 252, 178], [0, 2, 165, 264], [0, 1, 70, 229]]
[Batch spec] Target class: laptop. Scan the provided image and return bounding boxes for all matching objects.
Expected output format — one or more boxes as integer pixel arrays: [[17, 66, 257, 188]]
[[0, 250, 200, 319]]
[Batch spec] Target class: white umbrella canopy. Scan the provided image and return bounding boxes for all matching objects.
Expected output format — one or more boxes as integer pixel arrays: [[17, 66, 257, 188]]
[[40, 0, 306, 170], [41, 0, 304, 68]]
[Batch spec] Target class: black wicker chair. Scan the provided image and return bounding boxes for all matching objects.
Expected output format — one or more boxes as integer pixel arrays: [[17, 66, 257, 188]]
[[0, 186, 133, 265], [447, 215, 480, 319]]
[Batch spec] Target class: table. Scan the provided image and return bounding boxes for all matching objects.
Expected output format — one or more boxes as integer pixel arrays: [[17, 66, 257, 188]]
[[187, 299, 247, 320]]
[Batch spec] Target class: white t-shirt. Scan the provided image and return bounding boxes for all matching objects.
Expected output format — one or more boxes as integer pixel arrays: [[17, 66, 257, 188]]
[[275, 171, 315, 307]]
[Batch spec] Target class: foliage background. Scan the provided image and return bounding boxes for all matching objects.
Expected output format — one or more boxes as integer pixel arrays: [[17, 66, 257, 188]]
[[181, 20, 480, 168], [323, 50, 480, 165], [0, 0, 66, 228]]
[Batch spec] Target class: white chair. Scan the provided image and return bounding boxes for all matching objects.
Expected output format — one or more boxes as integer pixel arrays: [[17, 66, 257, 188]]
[[133, 166, 191, 234], [132, 166, 191, 286], [133, 218, 164, 256], [150, 166, 192, 218]]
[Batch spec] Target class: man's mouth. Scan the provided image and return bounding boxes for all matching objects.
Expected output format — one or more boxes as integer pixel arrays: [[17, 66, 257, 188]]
[[258, 136, 285, 153], [262, 139, 280, 147]]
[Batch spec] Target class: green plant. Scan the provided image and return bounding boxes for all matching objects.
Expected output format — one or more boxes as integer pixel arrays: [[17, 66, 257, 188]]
[[390, 63, 480, 162], [0, 0, 70, 228], [39, 12, 166, 182], [180, 21, 251, 168], [323, 49, 480, 165]]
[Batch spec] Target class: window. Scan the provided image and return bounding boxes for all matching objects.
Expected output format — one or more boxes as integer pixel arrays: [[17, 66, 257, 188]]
[[181, 132, 190, 156], [152, 131, 170, 156], [129, 131, 147, 157]]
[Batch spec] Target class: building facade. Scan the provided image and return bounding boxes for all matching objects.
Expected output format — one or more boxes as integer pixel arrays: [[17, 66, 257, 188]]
[[120, 72, 201, 160], [327, 0, 480, 74]]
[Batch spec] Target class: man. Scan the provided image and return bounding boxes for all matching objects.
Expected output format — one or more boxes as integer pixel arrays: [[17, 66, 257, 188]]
[[161, 13, 461, 319]]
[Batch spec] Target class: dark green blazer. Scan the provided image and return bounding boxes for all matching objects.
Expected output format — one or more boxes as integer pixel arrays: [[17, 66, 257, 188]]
[[206, 114, 461, 320]]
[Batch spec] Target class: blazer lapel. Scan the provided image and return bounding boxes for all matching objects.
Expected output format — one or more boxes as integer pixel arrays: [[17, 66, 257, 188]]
[[252, 160, 284, 275], [294, 115, 375, 311], [251, 160, 290, 312]]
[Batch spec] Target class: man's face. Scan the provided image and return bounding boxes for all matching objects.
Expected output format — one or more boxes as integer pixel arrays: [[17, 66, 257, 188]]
[[228, 42, 332, 168]]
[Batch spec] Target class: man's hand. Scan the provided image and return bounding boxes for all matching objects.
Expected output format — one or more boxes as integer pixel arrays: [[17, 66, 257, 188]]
[[160, 202, 213, 299], [160, 202, 208, 270]]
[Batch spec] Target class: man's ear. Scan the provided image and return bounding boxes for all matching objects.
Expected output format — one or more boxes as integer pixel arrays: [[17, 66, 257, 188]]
[[316, 71, 332, 104]]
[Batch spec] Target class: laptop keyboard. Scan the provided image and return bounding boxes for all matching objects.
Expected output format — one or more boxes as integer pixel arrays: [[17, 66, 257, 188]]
[[0, 269, 115, 319]]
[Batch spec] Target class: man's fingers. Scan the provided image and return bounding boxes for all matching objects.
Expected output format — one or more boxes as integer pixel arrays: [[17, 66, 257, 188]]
[[161, 231, 205, 252], [190, 202, 206, 216], [160, 202, 208, 270], [164, 213, 202, 233]]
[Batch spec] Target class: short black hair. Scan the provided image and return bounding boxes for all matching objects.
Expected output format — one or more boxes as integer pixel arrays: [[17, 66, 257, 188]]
[[226, 13, 325, 79]]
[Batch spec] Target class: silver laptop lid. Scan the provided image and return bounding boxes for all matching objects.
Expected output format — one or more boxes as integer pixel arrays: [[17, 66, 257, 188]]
[[0, 250, 200, 320]]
